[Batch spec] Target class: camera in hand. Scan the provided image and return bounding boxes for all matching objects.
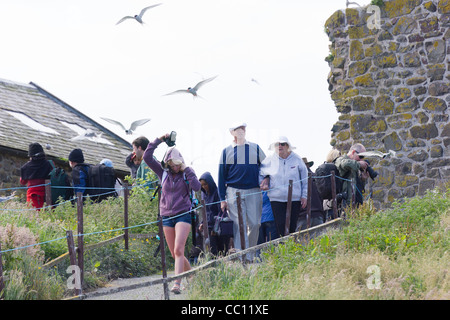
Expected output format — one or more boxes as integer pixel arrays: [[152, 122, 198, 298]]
[[163, 131, 177, 147], [362, 160, 378, 180]]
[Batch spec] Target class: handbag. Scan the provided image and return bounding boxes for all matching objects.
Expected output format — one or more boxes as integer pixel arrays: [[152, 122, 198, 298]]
[[213, 210, 234, 236]]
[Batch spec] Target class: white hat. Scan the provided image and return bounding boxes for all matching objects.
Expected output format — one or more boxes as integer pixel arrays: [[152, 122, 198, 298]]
[[229, 122, 247, 133], [269, 136, 296, 150]]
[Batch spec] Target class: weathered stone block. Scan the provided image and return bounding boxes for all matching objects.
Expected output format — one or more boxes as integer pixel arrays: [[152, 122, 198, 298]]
[[419, 16, 440, 33], [395, 175, 419, 187], [425, 40, 446, 63], [352, 96, 374, 111], [393, 16, 418, 35], [376, 167, 395, 188], [438, 0, 450, 14], [393, 87, 412, 101], [429, 81, 450, 96], [384, 0, 423, 18], [405, 76, 426, 85], [375, 95, 395, 114], [423, 97, 448, 111], [348, 60, 371, 77], [354, 73, 376, 87], [424, 1, 437, 12], [351, 114, 388, 134], [374, 52, 398, 68], [418, 179, 436, 195], [410, 123, 439, 139], [350, 40, 365, 61], [440, 123, 450, 136], [430, 145, 444, 158], [382, 131, 403, 151], [325, 10, 345, 30], [396, 98, 419, 113]]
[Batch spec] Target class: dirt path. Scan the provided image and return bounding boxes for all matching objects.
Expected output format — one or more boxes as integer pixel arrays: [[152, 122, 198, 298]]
[[84, 273, 188, 300]]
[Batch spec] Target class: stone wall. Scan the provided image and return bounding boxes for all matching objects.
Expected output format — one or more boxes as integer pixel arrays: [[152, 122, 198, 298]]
[[0, 151, 25, 198], [325, 0, 450, 208]]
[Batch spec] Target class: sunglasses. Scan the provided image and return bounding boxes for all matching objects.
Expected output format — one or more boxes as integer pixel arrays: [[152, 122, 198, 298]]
[[355, 151, 365, 159], [275, 142, 288, 147]]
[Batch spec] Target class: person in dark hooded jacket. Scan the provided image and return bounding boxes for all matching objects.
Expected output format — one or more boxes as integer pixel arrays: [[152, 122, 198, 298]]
[[20, 143, 53, 210], [199, 172, 231, 256]]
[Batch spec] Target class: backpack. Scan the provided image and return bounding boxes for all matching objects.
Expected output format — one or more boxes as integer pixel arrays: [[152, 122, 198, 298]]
[[86, 164, 118, 202], [313, 162, 344, 200], [161, 170, 199, 245], [161, 170, 198, 209], [48, 160, 73, 205]]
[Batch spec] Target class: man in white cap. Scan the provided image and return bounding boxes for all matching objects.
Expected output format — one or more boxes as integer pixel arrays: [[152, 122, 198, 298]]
[[218, 122, 266, 259]]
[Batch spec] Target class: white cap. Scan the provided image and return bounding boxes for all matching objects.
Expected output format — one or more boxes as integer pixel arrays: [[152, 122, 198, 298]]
[[100, 158, 114, 167], [268, 136, 296, 150], [229, 122, 247, 133]]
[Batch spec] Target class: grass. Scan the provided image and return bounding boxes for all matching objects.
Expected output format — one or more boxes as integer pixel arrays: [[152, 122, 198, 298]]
[[1, 181, 449, 300], [0, 173, 179, 299], [188, 188, 450, 300]]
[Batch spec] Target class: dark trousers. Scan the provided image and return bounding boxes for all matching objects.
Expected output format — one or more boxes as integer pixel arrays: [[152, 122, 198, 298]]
[[270, 201, 301, 237], [257, 220, 279, 245]]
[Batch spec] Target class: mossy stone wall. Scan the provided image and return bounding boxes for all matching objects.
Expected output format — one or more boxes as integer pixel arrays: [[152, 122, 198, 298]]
[[325, 0, 449, 208]]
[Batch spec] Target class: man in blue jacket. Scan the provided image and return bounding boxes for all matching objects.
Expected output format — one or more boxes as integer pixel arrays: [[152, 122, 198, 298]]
[[218, 122, 265, 259]]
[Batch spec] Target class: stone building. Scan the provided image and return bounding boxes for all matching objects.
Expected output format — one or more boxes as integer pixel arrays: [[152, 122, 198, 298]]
[[325, 0, 449, 208], [0, 78, 133, 197]]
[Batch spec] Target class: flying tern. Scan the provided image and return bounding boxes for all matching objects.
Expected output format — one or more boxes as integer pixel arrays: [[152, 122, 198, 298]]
[[100, 118, 151, 135], [358, 150, 397, 159], [71, 129, 102, 142], [116, 4, 162, 25], [164, 75, 218, 99]]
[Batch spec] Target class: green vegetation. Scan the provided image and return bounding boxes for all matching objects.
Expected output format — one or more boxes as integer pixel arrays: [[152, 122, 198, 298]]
[[189, 188, 450, 300], [2, 178, 449, 300], [0, 173, 177, 299], [371, 0, 385, 7]]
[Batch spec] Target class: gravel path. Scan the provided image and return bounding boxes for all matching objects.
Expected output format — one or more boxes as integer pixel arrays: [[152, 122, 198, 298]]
[[84, 272, 189, 300]]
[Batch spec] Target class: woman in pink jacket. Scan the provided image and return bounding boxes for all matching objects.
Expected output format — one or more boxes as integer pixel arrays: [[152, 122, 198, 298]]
[[143, 133, 201, 294]]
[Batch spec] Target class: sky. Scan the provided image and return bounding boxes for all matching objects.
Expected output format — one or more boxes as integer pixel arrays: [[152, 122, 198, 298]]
[[0, 0, 363, 182]]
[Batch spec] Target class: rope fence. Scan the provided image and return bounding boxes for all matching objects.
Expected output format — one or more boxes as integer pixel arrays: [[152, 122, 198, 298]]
[[0, 171, 366, 299]]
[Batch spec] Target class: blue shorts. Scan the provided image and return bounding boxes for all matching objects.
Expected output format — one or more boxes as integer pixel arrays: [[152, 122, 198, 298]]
[[162, 212, 192, 228]]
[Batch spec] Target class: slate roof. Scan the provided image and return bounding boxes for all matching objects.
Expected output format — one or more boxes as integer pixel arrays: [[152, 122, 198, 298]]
[[0, 78, 132, 175]]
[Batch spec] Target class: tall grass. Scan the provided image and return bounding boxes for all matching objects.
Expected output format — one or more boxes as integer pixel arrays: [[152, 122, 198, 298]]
[[189, 188, 450, 300], [0, 173, 175, 299]]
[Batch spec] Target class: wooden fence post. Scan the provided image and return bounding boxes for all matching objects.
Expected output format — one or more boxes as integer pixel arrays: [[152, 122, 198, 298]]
[[236, 192, 246, 253], [284, 180, 293, 236], [66, 230, 82, 296], [156, 186, 170, 300], [76, 192, 84, 289], [45, 179, 52, 208], [0, 242, 4, 299], [330, 171, 338, 219], [123, 182, 129, 251], [306, 172, 312, 229], [201, 200, 210, 254]]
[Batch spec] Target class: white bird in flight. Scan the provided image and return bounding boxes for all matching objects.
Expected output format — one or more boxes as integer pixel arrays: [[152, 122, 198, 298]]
[[71, 129, 102, 142], [358, 150, 397, 159], [100, 118, 151, 135], [116, 4, 162, 25], [164, 76, 218, 99]]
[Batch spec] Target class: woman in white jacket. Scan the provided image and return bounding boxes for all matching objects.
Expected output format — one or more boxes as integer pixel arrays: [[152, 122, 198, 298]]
[[260, 136, 308, 237]]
